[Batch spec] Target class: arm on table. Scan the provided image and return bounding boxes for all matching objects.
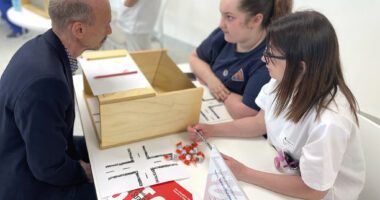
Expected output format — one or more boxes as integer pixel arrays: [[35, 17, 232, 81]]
[[188, 110, 266, 140], [224, 92, 258, 119], [222, 154, 327, 200], [189, 50, 230, 101]]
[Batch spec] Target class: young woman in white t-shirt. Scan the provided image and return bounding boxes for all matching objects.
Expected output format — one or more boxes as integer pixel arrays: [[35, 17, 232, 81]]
[[116, 0, 162, 51], [188, 11, 365, 200]]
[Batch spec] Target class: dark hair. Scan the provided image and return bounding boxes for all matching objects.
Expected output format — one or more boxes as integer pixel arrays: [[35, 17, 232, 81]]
[[239, 0, 293, 28], [267, 10, 359, 124]]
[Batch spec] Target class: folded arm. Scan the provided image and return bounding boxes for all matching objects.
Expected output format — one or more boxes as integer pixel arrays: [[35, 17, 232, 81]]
[[189, 50, 230, 101], [224, 92, 258, 119]]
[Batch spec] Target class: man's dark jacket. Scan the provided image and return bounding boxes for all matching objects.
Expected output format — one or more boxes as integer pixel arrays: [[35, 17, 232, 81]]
[[0, 29, 88, 199]]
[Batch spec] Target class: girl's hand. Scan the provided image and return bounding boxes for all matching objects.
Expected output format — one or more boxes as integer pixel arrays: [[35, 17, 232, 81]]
[[187, 124, 213, 142], [221, 153, 248, 181], [206, 77, 230, 101]]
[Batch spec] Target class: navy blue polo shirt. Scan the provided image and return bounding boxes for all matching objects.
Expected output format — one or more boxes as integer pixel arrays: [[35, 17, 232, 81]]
[[196, 28, 270, 111]]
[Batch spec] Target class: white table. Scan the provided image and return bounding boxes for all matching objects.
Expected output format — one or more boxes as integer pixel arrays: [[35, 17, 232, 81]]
[[73, 74, 295, 200], [7, 7, 50, 32]]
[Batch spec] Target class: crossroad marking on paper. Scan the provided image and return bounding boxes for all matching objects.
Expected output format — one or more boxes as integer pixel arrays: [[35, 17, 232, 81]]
[[192, 82, 233, 124], [84, 125, 189, 198], [84, 97, 189, 199]]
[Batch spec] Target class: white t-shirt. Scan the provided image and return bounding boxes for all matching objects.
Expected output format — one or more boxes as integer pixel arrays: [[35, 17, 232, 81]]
[[116, 0, 162, 34], [255, 79, 365, 200]]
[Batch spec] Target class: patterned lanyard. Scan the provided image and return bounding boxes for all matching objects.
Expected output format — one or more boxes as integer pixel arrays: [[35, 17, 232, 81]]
[[65, 48, 78, 75], [274, 149, 299, 174]]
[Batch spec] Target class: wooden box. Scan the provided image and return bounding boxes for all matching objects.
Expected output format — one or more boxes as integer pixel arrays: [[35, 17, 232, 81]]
[[22, 0, 49, 18], [81, 49, 203, 149]]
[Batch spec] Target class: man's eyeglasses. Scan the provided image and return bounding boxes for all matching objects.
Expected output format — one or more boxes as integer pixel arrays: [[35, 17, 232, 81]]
[[263, 49, 286, 64]]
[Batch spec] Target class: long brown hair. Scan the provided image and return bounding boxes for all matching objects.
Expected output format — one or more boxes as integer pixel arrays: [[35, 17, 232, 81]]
[[267, 11, 359, 124], [239, 0, 293, 28]]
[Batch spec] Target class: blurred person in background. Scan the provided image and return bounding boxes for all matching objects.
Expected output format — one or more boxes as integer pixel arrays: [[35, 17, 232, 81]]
[[0, 0, 24, 38], [116, 0, 162, 51]]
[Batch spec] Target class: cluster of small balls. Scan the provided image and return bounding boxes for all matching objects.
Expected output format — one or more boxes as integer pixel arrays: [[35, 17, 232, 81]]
[[164, 141, 205, 165]]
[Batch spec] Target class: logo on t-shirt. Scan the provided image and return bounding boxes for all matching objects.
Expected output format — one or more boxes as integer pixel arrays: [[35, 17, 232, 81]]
[[231, 69, 244, 82]]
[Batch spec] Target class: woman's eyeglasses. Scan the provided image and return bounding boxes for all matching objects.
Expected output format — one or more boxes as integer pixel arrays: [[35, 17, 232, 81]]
[[263, 49, 286, 64]]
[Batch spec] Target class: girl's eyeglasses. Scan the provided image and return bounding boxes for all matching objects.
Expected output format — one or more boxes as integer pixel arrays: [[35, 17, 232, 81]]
[[263, 49, 286, 64]]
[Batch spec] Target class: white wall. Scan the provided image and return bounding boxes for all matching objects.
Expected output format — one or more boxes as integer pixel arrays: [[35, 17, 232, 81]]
[[163, 0, 380, 119], [164, 0, 220, 46]]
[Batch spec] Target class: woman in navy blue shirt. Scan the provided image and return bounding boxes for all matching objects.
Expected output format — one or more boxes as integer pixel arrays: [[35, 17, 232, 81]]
[[190, 0, 292, 119]]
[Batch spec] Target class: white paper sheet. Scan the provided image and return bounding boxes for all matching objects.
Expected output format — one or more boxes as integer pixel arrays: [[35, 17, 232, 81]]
[[85, 97, 189, 198], [93, 138, 189, 198], [204, 145, 248, 200], [195, 83, 233, 124], [79, 56, 152, 95]]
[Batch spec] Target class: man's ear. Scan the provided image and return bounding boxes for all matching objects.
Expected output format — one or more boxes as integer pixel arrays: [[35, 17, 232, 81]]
[[71, 21, 85, 39]]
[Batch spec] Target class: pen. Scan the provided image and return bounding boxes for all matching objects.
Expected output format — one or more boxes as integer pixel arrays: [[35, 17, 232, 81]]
[[94, 70, 138, 79], [195, 129, 213, 150]]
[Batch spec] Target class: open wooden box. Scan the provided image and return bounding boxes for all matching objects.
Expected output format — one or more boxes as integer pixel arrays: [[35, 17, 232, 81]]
[[21, 0, 49, 18], [81, 49, 203, 149]]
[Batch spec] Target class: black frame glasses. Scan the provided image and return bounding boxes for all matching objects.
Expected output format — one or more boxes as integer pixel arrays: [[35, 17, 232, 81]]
[[263, 49, 286, 64]]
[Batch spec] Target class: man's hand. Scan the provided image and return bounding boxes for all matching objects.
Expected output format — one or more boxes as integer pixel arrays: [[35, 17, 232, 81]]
[[80, 160, 93, 183]]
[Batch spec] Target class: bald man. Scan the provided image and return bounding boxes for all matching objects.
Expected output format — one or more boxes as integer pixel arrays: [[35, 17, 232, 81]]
[[0, 0, 111, 199]]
